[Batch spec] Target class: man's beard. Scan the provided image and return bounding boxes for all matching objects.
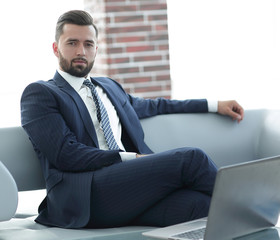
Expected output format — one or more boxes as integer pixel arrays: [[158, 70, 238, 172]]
[[58, 51, 94, 77]]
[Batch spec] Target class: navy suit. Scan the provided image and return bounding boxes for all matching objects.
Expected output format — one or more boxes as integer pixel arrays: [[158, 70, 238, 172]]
[[21, 72, 217, 228]]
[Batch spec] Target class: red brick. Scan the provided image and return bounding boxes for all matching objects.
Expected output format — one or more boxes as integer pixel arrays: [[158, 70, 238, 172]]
[[144, 65, 170, 72], [158, 44, 169, 50], [140, 3, 167, 11], [109, 67, 139, 75], [107, 25, 152, 34], [148, 14, 167, 21], [108, 57, 130, 64], [108, 47, 124, 54], [135, 86, 163, 93], [149, 33, 168, 41], [126, 45, 154, 53], [156, 74, 171, 81], [115, 15, 144, 23], [123, 77, 152, 83], [155, 24, 168, 31], [106, 37, 114, 44], [134, 55, 162, 62], [105, 16, 111, 24], [106, 5, 137, 13], [116, 36, 146, 43]]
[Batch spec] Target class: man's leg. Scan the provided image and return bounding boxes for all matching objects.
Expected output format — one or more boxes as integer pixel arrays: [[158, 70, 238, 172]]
[[131, 189, 211, 227], [87, 147, 217, 228]]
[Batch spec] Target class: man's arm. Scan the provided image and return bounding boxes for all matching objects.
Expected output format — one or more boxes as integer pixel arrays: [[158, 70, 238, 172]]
[[126, 92, 244, 122], [127, 94, 209, 119], [21, 82, 122, 172]]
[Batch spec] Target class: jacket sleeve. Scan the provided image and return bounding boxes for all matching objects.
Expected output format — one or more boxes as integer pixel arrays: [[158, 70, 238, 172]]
[[20, 82, 122, 173], [127, 94, 209, 119]]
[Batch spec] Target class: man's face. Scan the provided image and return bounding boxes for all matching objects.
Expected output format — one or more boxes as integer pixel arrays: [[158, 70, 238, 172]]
[[53, 24, 98, 77]]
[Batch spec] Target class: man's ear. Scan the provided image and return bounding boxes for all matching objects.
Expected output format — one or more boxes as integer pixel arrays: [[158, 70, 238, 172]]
[[94, 45, 99, 58], [53, 42, 59, 57]]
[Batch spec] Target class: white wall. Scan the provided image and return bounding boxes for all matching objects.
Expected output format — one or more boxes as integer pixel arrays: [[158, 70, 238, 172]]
[[167, 0, 280, 110], [0, 0, 83, 127]]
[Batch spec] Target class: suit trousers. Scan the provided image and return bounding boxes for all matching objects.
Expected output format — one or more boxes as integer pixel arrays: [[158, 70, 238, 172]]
[[86, 147, 217, 228]]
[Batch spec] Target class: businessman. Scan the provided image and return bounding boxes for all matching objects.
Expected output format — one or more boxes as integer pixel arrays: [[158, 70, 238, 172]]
[[21, 10, 244, 229]]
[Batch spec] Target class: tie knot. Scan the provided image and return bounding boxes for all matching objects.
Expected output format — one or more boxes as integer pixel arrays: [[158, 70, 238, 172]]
[[83, 79, 94, 89]]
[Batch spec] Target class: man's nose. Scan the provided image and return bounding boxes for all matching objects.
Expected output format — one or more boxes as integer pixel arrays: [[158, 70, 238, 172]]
[[76, 44, 86, 56]]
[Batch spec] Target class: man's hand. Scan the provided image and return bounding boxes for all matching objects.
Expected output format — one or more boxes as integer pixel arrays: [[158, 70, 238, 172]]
[[218, 100, 244, 123]]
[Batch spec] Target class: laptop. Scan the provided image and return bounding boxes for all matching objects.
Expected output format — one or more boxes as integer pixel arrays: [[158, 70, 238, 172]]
[[143, 156, 280, 240]]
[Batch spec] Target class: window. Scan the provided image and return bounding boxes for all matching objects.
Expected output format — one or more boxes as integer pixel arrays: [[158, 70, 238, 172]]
[[167, 0, 280, 109]]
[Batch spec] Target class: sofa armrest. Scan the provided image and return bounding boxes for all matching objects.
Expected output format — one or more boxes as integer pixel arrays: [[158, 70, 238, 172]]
[[0, 161, 18, 221], [0, 127, 45, 191], [257, 110, 280, 159]]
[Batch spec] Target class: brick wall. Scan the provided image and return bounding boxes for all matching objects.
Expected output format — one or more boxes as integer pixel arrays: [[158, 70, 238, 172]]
[[84, 0, 171, 99]]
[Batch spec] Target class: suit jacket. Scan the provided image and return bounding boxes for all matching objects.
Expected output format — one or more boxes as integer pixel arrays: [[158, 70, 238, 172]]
[[20, 71, 208, 228]]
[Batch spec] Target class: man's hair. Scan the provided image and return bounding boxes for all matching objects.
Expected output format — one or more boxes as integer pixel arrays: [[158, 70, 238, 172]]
[[55, 10, 98, 42]]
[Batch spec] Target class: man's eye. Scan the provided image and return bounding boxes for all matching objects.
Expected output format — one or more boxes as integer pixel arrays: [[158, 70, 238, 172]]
[[68, 42, 76, 46], [86, 43, 94, 47]]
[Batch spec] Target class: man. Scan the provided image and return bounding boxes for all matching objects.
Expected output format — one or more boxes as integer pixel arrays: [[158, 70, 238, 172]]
[[21, 10, 244, 229]]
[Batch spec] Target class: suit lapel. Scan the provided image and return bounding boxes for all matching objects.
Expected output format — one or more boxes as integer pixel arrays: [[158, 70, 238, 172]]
[[53, 72, 99, 147], [90, 77, 127, 122]]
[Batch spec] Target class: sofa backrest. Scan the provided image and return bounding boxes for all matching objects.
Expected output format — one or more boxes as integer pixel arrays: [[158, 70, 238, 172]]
[[141, 110, 267, 167], [1, 109, 280, 192]]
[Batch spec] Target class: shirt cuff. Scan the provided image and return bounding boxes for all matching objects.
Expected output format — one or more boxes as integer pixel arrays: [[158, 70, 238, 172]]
[[207, 100, 218, 112], [119, 152, 137, 161]]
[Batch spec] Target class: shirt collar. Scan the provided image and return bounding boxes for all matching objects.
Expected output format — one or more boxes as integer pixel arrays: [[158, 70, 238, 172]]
[[57, 69, 90, 92]]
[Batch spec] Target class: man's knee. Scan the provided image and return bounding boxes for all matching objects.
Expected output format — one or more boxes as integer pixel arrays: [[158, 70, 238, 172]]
[[176, 147, 207, 160], [178, 147, 216, 170], [186, 147, 210, 162]]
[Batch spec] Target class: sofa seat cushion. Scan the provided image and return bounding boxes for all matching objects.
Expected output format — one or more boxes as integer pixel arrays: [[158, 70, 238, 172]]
[[0, 216, 155, 240]]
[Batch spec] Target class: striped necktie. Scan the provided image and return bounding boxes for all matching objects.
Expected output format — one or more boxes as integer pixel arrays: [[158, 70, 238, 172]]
[[83, 79, 120, 150]]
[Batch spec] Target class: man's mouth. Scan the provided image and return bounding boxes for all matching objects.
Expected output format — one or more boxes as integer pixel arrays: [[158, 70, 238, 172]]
[[72, 58, 87, 65]]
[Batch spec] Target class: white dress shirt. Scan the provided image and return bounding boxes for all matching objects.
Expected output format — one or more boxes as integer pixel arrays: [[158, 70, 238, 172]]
[[58, 70, 217, 161], [58, 70, 136, 161]]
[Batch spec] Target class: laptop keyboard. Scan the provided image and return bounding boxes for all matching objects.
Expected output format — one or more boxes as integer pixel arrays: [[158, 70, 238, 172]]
[[171, 227, 205, 240]]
